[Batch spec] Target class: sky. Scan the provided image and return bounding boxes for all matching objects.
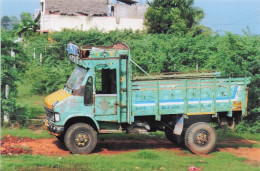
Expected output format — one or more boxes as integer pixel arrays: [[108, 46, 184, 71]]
[[1, 0, 260, 35]]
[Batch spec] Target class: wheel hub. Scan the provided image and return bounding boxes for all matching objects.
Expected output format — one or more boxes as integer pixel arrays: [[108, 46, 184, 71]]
[[74, 132, 89, 147], [194, 130, 209, 146]]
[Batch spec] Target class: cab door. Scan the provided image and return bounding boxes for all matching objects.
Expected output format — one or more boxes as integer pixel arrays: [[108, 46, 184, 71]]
[[94, 69, 117, 116]]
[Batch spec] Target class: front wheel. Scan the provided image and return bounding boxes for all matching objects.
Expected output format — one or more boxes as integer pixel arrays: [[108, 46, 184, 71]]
[[64, 123, 97, 154], [184, 122, 216, 155]]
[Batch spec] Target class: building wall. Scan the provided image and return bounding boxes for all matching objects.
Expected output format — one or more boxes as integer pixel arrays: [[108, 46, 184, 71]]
[[114, 4, 148, 18], [40, 15, 145, 32]]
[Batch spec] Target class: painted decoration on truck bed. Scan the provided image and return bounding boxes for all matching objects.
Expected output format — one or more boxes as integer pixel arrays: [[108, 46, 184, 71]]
[[131, 78, 248, 116]]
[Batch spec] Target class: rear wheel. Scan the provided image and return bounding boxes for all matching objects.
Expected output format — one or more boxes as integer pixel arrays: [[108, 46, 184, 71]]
[[184, 122, 216, 155], [64, 123, 97, 154]]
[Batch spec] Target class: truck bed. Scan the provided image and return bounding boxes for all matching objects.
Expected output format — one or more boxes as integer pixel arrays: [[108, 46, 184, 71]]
[[131, 77, 249, 119]]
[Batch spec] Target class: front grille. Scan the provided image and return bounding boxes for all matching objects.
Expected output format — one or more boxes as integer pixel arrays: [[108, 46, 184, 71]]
[[45, 107, 54, 122]]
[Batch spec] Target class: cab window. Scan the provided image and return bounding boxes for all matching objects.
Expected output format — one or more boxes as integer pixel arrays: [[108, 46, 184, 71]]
[[84, 76, 93, 105], [96, 69, 116, 94]]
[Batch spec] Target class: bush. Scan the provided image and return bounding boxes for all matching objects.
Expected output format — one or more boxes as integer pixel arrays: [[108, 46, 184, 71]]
[[22, 62, 74, 95], [235, 120, 260, 134], [8, 29, 259, 130], [1, 29, 29, 124]]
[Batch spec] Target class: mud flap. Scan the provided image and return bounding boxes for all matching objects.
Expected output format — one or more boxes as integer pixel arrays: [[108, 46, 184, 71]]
[[173, 115, 184, 135]]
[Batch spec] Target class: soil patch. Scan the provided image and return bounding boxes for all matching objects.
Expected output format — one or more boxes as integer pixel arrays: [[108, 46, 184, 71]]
[[218, 147, 260, 167], [1, 135, 34, 155], [217, 139, 260, 167], [94, 138, 185, 156], [1, 136, 185, 156], [1, 135, 259, 167]]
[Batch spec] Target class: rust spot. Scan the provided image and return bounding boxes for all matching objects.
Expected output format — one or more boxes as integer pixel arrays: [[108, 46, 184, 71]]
[[114, 102, 118, 114], [72, 86, 85, 96]]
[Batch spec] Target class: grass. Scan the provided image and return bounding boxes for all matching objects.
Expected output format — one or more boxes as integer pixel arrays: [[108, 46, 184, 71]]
[[1, 150, 259, 171], [17, 81, 46, 118], [1, 127, 52, 139], [16, 94, 46, 119], [217, 129, 260, 142]]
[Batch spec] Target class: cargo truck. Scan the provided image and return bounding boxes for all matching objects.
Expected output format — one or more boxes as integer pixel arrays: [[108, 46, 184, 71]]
[[43, 43, 250, 154]]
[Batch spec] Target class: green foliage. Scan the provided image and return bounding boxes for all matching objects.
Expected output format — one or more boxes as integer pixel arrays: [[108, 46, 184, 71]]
[[235, 120, 260, 134], [50, 29, 260, 130], [1, 30, 29, 124], [217, 129, 260, 142], [5, 28, 259, 129], [18, 33, 74, 97], [1, 16, 11, 29], [22, 62, 73, 95], [1, 16, 20, 30], [51, 29, 260, 127], [17, 12, 41, 37], [16, 94, 45, 119], [144, 0, 208, 35]]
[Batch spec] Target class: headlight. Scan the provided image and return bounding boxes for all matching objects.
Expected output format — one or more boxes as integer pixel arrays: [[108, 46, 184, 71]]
[[54, 113, 60, 122]]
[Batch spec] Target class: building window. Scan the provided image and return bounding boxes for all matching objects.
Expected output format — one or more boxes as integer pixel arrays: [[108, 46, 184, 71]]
[[41, 2, 44, 13]]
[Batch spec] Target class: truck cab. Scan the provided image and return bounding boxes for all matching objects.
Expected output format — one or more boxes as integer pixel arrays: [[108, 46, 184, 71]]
[[44, 43, 131, 154], [43, 43, 250, 155]]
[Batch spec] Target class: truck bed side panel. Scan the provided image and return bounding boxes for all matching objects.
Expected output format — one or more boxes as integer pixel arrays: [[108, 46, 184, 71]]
[[131, 78, 248, 117]]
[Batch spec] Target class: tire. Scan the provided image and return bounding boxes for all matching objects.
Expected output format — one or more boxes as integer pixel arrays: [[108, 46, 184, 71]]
[[165, 127, 183, 145], [184, 122, 216, 155], [64, 123, 97, 154]]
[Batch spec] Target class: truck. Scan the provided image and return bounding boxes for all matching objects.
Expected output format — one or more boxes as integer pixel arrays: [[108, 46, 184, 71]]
[[43, 42, 250, 155]]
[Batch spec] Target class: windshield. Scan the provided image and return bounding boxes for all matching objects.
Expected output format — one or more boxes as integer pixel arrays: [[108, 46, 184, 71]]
[[66, 66, 88, 90]]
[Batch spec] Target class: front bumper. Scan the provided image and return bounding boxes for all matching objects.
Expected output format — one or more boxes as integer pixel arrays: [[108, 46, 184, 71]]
[[43, 120, 64, 136]]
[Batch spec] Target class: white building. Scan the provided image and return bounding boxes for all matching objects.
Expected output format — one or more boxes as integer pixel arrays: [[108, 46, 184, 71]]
[[39, 0, 148, 33]]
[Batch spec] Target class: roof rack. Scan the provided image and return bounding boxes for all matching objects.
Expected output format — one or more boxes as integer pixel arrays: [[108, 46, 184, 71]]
[[67, 42, 129, 60]]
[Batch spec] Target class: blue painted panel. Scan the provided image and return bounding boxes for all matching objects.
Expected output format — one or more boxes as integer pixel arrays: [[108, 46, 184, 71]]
[[132, 78, 244, 116], [67, 43, 79, 56]]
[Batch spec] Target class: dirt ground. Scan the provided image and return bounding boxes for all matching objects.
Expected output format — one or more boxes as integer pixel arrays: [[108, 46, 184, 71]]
[[1, 135, 260, 167]]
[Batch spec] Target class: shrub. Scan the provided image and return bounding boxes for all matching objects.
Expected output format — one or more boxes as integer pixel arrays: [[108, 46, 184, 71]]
[[1, 30, 28, 124], [22, 62, 74, 95]]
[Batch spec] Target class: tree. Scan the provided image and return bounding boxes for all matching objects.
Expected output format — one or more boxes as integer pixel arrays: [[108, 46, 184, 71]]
[[1, 16, 11, 29], [1, 30, 28, 124], [17, 12, 41, 37], [9, 16, 19, 24], [144, 0, 208, 35], [9, 16, 20, 30]]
